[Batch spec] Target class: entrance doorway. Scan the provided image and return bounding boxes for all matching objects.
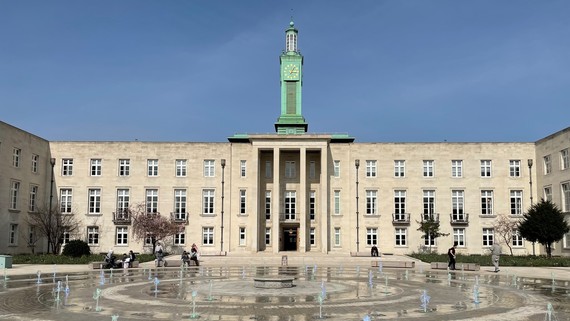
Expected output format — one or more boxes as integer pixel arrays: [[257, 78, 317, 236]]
[[282, 227, 298, 251]]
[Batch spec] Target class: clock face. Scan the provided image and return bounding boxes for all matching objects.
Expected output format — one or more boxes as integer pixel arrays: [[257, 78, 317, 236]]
[[283, 63, 300, 80]]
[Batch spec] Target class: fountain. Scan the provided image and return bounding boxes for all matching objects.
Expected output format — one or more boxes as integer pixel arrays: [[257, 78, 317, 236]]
[[420, 290, 430, 312]]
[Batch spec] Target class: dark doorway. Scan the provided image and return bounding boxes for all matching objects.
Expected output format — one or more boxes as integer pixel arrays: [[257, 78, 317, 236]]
[[283, 227, 298, 251]]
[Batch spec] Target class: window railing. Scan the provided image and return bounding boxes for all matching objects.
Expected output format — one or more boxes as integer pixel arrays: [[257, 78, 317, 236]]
[[421, 213, 440, 223], [392, 213, 410, 224], [170, 212, 189, 224], [113, 209, 131, 224], [450, 213, 469, 224]]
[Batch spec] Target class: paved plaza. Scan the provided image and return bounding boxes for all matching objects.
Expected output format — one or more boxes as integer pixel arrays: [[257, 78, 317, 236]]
[[1, 253, 569, 320]]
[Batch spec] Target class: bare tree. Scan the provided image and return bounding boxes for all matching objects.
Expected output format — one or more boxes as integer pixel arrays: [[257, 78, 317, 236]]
[[492, 214, 519, 256], [26, 203, 82, 254], [130, 202, 184, 254]]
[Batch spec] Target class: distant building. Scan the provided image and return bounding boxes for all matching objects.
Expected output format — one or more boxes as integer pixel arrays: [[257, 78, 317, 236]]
[[1, 20, 569, 256]]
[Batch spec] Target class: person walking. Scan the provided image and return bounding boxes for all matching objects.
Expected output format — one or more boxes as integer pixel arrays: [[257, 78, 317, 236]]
[[448, 242, 457, 270], [490, 242, 502, 272]]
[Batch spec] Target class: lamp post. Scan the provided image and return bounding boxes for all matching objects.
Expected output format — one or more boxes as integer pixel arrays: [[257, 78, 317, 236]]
[[355, 159, 360, 253], [528, 158, 535, 255], [220, 159, 226, 254], [49, 158, 56, 254], [528, 159, 534, 205]]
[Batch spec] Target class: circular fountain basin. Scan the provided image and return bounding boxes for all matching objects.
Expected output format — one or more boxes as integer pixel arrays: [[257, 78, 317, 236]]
[[253, 276, 294, 288]]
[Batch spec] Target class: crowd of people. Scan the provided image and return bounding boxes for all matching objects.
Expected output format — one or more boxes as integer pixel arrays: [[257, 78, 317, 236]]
[[103, 241, 201, 269]]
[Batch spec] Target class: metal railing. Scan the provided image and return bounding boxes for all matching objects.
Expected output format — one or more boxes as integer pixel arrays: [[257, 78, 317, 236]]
[[170, 212, 189, 224], [392, 213, 410, 224], [113, 209, 131, 224], [450, 213, 469, 224], [420, 213, 440, 223], [279, 213, 300, 222]]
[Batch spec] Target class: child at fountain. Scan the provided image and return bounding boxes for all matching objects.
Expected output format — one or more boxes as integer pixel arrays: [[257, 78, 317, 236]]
[[181, 251, 191, 266]]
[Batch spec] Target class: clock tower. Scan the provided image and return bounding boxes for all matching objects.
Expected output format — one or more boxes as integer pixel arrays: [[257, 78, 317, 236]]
[[275, 19, 308, 134]]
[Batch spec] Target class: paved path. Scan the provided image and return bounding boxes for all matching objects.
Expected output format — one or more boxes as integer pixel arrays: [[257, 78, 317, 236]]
[[5, 253, 570, 281]]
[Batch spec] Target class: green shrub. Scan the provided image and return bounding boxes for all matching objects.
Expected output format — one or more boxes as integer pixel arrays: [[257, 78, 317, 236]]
[[61, 240, 91, 257]]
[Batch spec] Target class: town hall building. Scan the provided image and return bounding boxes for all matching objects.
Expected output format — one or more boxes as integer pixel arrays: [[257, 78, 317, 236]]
[[1, 21, 569, 257]]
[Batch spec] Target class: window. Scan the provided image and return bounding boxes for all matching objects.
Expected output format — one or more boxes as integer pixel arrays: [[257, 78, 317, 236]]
[[202, 227, 214, 245], [174, 231, 185, 245], [60, 189, 73, 213], [333, 160, 340, 178], [366, 228, 378, 246], [147, 159, 159, 176], [31, 154, 38, 173], [239, 189, 247, 215], [562, 183, 570, 212], [309, 228, 315, 246], [239, 227, 246, 246], [562, 149, 569, 170], [60, 231, 70, 245], [423, 190, 435, 219], [481, 190, 494, 215], [90, 159, 102, 176], [9, 224, 18, 245], [395, 228, 407, 246], [204, 160, 215, 177], [309, 191, 316, 220], [265, 161, 272, 178], [334, 227, 341, 246], [564, 233, 570, 249], [284, 191, 296, 220], [423, 160, 434, 177], [544, 155, 552, 175], [424, 233, 436, 246], [285, 161, 296, 178], [176, 159, 187, 177], [174, 189, 187, 219], [309, 161, 316, 179], [265, 228, 271, 245], [118, 159, 130, 176], [394, 160, 405, 177], [510, 190, 523, 215], [28, 226, 36, 246], [544, 186, 552, 202], [451, 190, 465, 220], [145, 233, 154, 245], [29, 185, 38, 212], [146, 189, 159, 214], [62, 159, 73, 176], [509, 160, 521, 177], [203, 189, 215, 215], [394, 190, 406, 219], [116, 189, 130, 214], [87, 226, 99, 245], [334, 190, 341, 215], [12, 148, 20, 167], [366, 160, 377, 177], [512, 229, 523, 247], [453, 228, 465, 247], [451, 160, 463, 178], [482, 228, 494, 246], [366, 190, 377, 215], [240, 160, 246, 177], [116, 227, 128, 245], [10, 181, 20, 210], [88, 188, 101, 214], [480, 160, 492, 177], [265, 191, 271, 220]]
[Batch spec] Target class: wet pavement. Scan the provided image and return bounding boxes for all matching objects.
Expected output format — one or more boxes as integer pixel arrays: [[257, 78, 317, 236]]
[[0, 254, 569, 320]]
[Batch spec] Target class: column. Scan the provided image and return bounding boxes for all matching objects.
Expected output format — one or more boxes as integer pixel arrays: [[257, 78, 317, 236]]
[[299, 147, 307, 253], [319, 147, 329, 253], [272, 148, 281, 254]]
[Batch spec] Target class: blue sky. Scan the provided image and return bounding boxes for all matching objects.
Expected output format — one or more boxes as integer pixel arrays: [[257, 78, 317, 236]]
[[1, 1, 569, 143]]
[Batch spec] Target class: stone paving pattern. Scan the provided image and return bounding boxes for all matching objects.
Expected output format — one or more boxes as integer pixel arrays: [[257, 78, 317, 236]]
[[0, 253, 569, 320]]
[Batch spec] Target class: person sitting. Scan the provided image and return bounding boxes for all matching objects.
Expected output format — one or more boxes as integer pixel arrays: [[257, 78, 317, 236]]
[[371, 245, 379, 257], [181, 251, 191, 267], [121, 253, 129, 269], [104, 250, 119, 269], [128, 250, 136, 268]]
